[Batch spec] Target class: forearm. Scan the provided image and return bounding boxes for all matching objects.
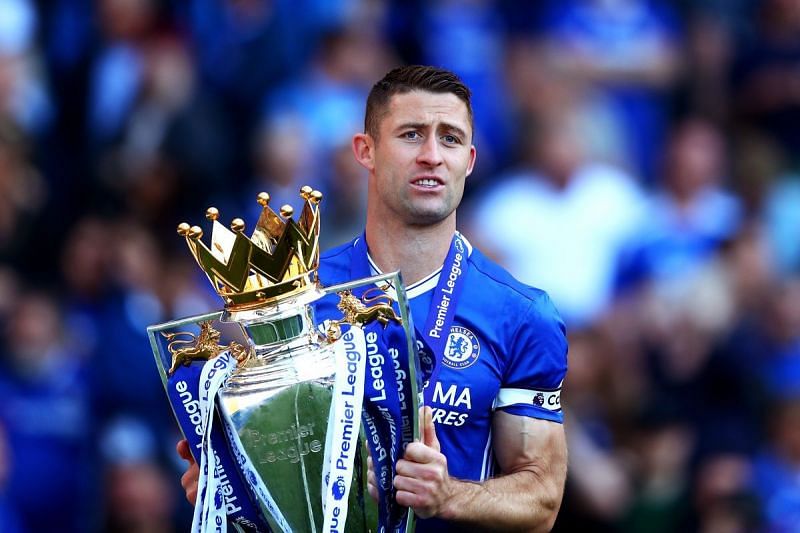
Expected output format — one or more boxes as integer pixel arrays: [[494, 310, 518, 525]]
[[394, 411, 567, 531], [439, 469, 563, 532]]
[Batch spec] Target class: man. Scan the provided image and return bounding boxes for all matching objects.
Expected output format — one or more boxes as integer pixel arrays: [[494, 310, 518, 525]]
[[179, 65, 568, 531]]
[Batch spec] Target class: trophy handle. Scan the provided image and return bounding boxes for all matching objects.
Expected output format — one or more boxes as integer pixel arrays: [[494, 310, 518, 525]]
[[325, 289, 403, 342], [161, 321, 251, 376]]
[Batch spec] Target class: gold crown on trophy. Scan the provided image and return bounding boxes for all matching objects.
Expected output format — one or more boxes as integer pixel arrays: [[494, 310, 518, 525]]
[[177, 186, 322, 310]]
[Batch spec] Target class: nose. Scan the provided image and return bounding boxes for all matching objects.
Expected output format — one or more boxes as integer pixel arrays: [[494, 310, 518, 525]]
[[417, 135, 443, 167]]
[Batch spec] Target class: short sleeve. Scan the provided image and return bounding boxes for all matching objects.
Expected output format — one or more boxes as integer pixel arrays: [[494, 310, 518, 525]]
[[494, 291, 568, 423]]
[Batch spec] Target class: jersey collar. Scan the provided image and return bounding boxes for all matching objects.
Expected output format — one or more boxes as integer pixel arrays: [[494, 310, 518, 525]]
[[360, 231, 473, 300]]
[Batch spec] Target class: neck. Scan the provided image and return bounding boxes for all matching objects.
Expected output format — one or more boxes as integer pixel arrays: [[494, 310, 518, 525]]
[[365, 213, 456, 286]]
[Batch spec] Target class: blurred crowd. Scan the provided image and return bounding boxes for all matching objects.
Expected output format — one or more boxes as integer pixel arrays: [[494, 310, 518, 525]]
[[1, 0, 800, 531]]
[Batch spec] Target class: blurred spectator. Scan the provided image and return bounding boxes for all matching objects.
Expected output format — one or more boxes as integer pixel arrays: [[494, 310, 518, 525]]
[[0, 0, 53, 136], [0, 120, 47, 268], [558, 329, 634, 531], [505, 40, 630, 169], [621, 414, 694, 533], [539, 0, 683, 182], [616, 117, 743, 291], [117, 35, 234, 228], [677, 11, 735, 122], [763, 279, 800, 396], [262, 25, 395, 184], [753, 398, 800, 529], [629, 227, 768, 461], [89, 10, 235, 228], [0, 422, 22, 533], [99, 417, 180, 532], [320, 141, 369, 249], [467, 107, 646, 328], [60, 216, 115, 368], [89, 220, 213, 433], [87, 0, 161, 144], [0, 290, 96, 532], [763, 171, 800, 275], [184, 0, 341, 121], [692, 454, 759, 532], [733, 0, 800, 164], [243, 112, 318, 217]]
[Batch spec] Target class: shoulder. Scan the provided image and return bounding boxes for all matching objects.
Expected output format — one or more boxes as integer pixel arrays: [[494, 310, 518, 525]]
[[318, 239, 357, 286], [320, 239, 354, 263], [465, 242, 559, 317], [462, 240, 566, 359], [463, 239, 567, 418], [314, 239, 358, 322]]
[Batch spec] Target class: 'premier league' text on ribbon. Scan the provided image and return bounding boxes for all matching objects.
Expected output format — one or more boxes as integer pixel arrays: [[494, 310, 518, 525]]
[[166, 358, 269, 532], [323, 328, 368, 533], [366, 330, 388, 402], [334, 332, 361, 472], [428, 248, 464, 339]]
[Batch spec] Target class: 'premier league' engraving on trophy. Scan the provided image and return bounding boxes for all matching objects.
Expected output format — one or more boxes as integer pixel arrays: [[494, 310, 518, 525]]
[[242, 423, 323, 465], [147, 186, 420, 533]]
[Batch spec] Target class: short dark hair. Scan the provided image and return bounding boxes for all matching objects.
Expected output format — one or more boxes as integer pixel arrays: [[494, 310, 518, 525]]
[[364, 65, 473, 140]]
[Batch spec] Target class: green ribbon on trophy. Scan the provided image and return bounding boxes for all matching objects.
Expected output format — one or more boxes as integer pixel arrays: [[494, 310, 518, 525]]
[[147, 187, 421, 532]]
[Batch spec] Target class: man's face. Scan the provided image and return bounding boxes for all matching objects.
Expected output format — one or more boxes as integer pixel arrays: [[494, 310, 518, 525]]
[[363, 90, 476, 226]]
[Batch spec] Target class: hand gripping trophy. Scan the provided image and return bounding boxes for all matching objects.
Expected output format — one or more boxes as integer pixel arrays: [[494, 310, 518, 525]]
[[147, 186, 421, 533]]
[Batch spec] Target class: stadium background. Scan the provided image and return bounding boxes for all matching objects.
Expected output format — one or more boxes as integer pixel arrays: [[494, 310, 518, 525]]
[[1, 0, 799, 530]]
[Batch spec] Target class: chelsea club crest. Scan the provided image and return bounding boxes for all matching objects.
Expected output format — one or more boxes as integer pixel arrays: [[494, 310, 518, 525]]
[[442, 326, 480, 369]]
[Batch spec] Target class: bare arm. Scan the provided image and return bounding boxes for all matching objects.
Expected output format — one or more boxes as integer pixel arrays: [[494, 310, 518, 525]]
[[393, 408, 567, 532]]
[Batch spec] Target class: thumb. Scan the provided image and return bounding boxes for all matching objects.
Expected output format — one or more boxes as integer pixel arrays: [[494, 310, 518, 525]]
[[421, 406, 440, 452]]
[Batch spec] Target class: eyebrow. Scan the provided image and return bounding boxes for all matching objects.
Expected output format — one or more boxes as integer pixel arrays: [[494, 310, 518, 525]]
[[395, 122, 469, 140]]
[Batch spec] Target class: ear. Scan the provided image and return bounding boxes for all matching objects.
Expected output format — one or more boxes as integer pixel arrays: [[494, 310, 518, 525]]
[[465, 144, 477, 177], [352, 133, 375, 172]]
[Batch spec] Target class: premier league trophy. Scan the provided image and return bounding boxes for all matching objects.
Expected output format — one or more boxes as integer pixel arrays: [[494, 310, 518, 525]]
[[147, 187, 420, 532]]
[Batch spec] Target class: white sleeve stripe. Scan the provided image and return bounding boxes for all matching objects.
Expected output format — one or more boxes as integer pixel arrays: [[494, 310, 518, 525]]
[[494, 387, 562, 412], [480, 428, 493, 481]]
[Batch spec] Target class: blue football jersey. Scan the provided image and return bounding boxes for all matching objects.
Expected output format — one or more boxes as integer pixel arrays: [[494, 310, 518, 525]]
[[314, 233, 567, 530]]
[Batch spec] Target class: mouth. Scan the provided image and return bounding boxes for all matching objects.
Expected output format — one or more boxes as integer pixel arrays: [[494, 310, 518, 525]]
[[411, 176, 444, 189]]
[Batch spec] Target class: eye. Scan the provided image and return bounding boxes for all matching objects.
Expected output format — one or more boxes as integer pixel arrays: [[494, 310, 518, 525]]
[[403, 131, 421, 140], [442, 134, 460, 144]]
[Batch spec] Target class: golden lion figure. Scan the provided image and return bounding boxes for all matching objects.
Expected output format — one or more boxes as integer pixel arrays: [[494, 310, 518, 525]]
[[163, 321, 250, 376], [326, 289, 402, 341]]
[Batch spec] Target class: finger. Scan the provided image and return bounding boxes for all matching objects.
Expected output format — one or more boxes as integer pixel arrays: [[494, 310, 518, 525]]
[[394, 489, 418, 510], [394, 489, 434, 519], [401, 442, 443, 465], [367, 471, 379, 502], [422, 406, 440, 452], [181, 462, 199, 505], [395, 456, 448, 485], [366, 454, 380, 502], [176, 439, 196, 464], [368, 464, 377, 491], [367, 481, 378, 502], [393, 472, 431, 495]]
